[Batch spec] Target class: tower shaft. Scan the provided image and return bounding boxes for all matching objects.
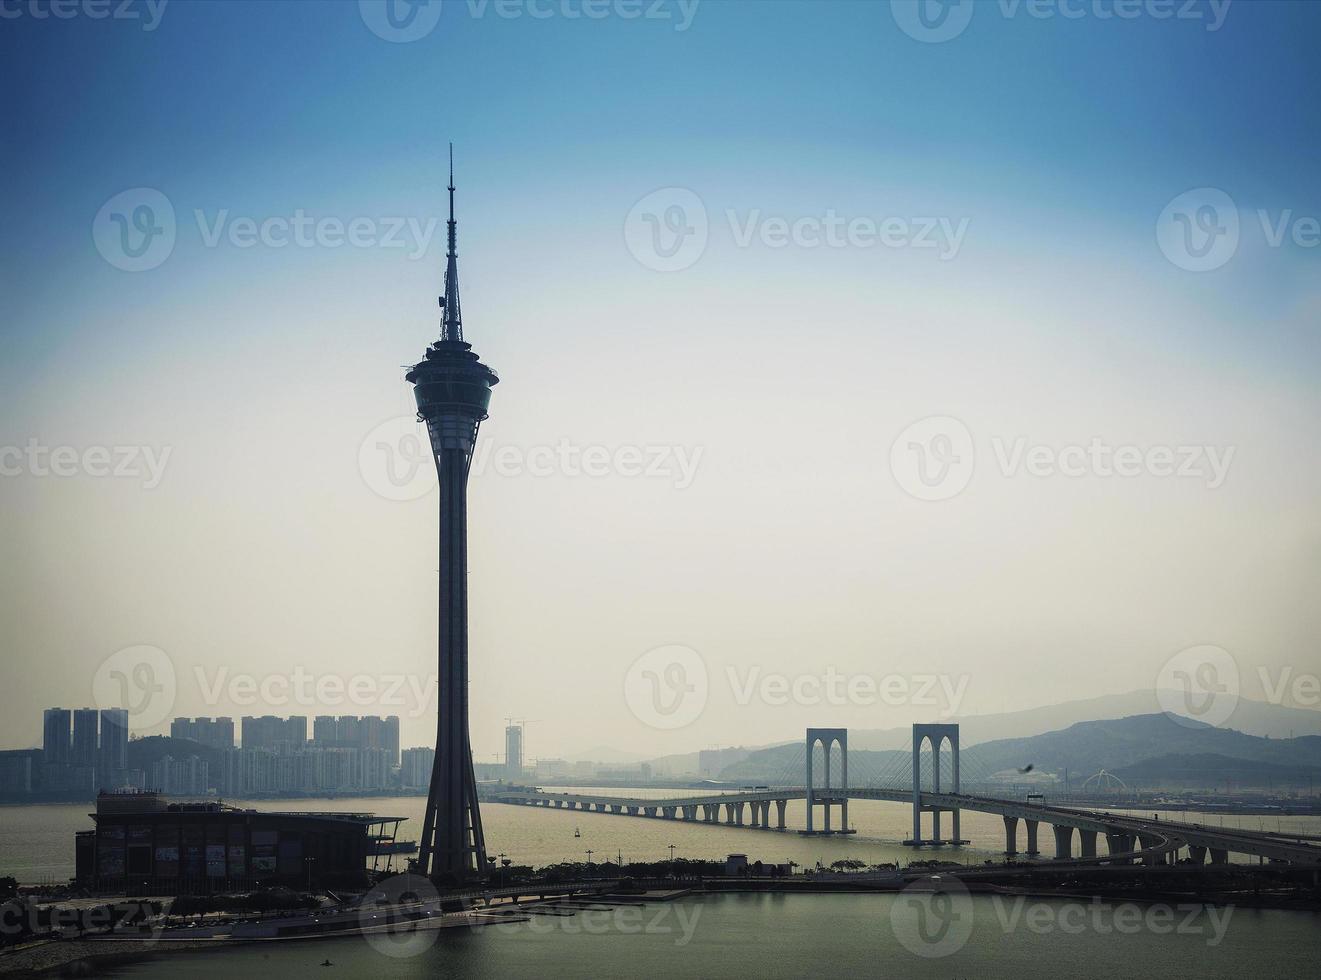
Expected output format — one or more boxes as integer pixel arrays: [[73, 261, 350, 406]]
[[407, 150, 497, 886], [416, 434, 487, 880]]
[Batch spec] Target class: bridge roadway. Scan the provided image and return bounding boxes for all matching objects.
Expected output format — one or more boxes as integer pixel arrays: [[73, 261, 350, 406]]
[[490, 787, 1321, 866]]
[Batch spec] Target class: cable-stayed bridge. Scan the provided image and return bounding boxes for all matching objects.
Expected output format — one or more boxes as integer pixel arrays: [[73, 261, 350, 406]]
[[489, 726, 1321, 867]]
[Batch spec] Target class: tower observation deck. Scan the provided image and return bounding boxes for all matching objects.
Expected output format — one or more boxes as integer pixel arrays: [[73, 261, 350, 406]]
[[406, 147, 497, 884]]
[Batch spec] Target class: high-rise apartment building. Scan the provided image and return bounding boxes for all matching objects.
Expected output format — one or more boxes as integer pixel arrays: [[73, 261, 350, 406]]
[[42, 708, 71, 767], [71, 708, 99, 767]]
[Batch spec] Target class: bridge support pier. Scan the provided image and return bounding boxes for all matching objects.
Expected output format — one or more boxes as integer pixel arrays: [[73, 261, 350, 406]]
[[724, 804, 735, 825], [1209, 848, 1228, 865], [775, 800, 787, 830], [1003, 815, 1019, 856], [1105, 832, 1132, 863], [1139, 834, 1163, 865], [1187, 845, 1207, 865], [644, 806, 657, 818], [703, 805, 718, 823], [1078, 829, 1097, 859], [683, 806, 697, 821], [1025, 819, 1040, 856], [1053, 824, 1073, 860]]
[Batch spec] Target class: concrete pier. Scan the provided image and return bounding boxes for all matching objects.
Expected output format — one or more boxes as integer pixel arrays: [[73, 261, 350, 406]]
[[1078, 829, 1097, 859], [1004, 815, 1019, 855], [1053, 824, 1073, 860]]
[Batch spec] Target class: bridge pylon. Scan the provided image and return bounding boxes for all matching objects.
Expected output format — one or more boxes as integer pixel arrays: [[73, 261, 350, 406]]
[[905, 723, 969, 847], [802, 728, 855, 836]]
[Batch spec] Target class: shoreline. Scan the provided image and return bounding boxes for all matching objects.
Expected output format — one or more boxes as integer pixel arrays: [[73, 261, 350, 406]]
[[6, 881, 1319, 977]]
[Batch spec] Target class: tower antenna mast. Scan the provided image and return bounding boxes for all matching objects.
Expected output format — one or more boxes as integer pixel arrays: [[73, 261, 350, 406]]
[[440, 142, 463, 342]]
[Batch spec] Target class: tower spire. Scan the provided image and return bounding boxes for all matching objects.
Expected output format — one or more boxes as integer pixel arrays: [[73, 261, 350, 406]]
[[440, 142, 463, 342]]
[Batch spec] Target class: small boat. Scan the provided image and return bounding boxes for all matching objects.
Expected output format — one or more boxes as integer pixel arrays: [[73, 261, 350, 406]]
[[574, 828, 581, 838]]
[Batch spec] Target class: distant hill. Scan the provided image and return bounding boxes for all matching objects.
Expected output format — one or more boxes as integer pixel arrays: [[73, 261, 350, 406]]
[[713, 714, 1321, 789], [961, 714, 1321, 780], [845, 691, 1321, 751], [1113, 753, 1320, 787], [639, 691, 1321, 776]]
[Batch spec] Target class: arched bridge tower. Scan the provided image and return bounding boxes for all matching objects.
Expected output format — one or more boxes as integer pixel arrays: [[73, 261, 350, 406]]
[[803, 728, 855, 835], [907, 723, 967, 847]]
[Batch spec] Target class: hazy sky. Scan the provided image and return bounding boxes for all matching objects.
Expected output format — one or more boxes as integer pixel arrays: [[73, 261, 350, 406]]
[[2, 0, 1318, 763]]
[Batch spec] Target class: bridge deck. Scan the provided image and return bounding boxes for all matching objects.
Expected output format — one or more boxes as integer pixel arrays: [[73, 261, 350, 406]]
[[491, 787, 1321, 865]]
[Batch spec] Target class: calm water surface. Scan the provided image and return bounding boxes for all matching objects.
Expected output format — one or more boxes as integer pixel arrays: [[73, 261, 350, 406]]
[[96, 893, 1321, 980], [5, 793, 1320, 881]]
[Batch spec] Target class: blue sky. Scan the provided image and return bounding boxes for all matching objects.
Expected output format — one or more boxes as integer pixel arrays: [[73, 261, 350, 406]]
[[2, 1, 1319, 757]]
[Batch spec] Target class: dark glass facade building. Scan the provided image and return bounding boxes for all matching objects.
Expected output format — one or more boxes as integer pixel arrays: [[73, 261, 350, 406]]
[[75, 792, 407, 894]]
